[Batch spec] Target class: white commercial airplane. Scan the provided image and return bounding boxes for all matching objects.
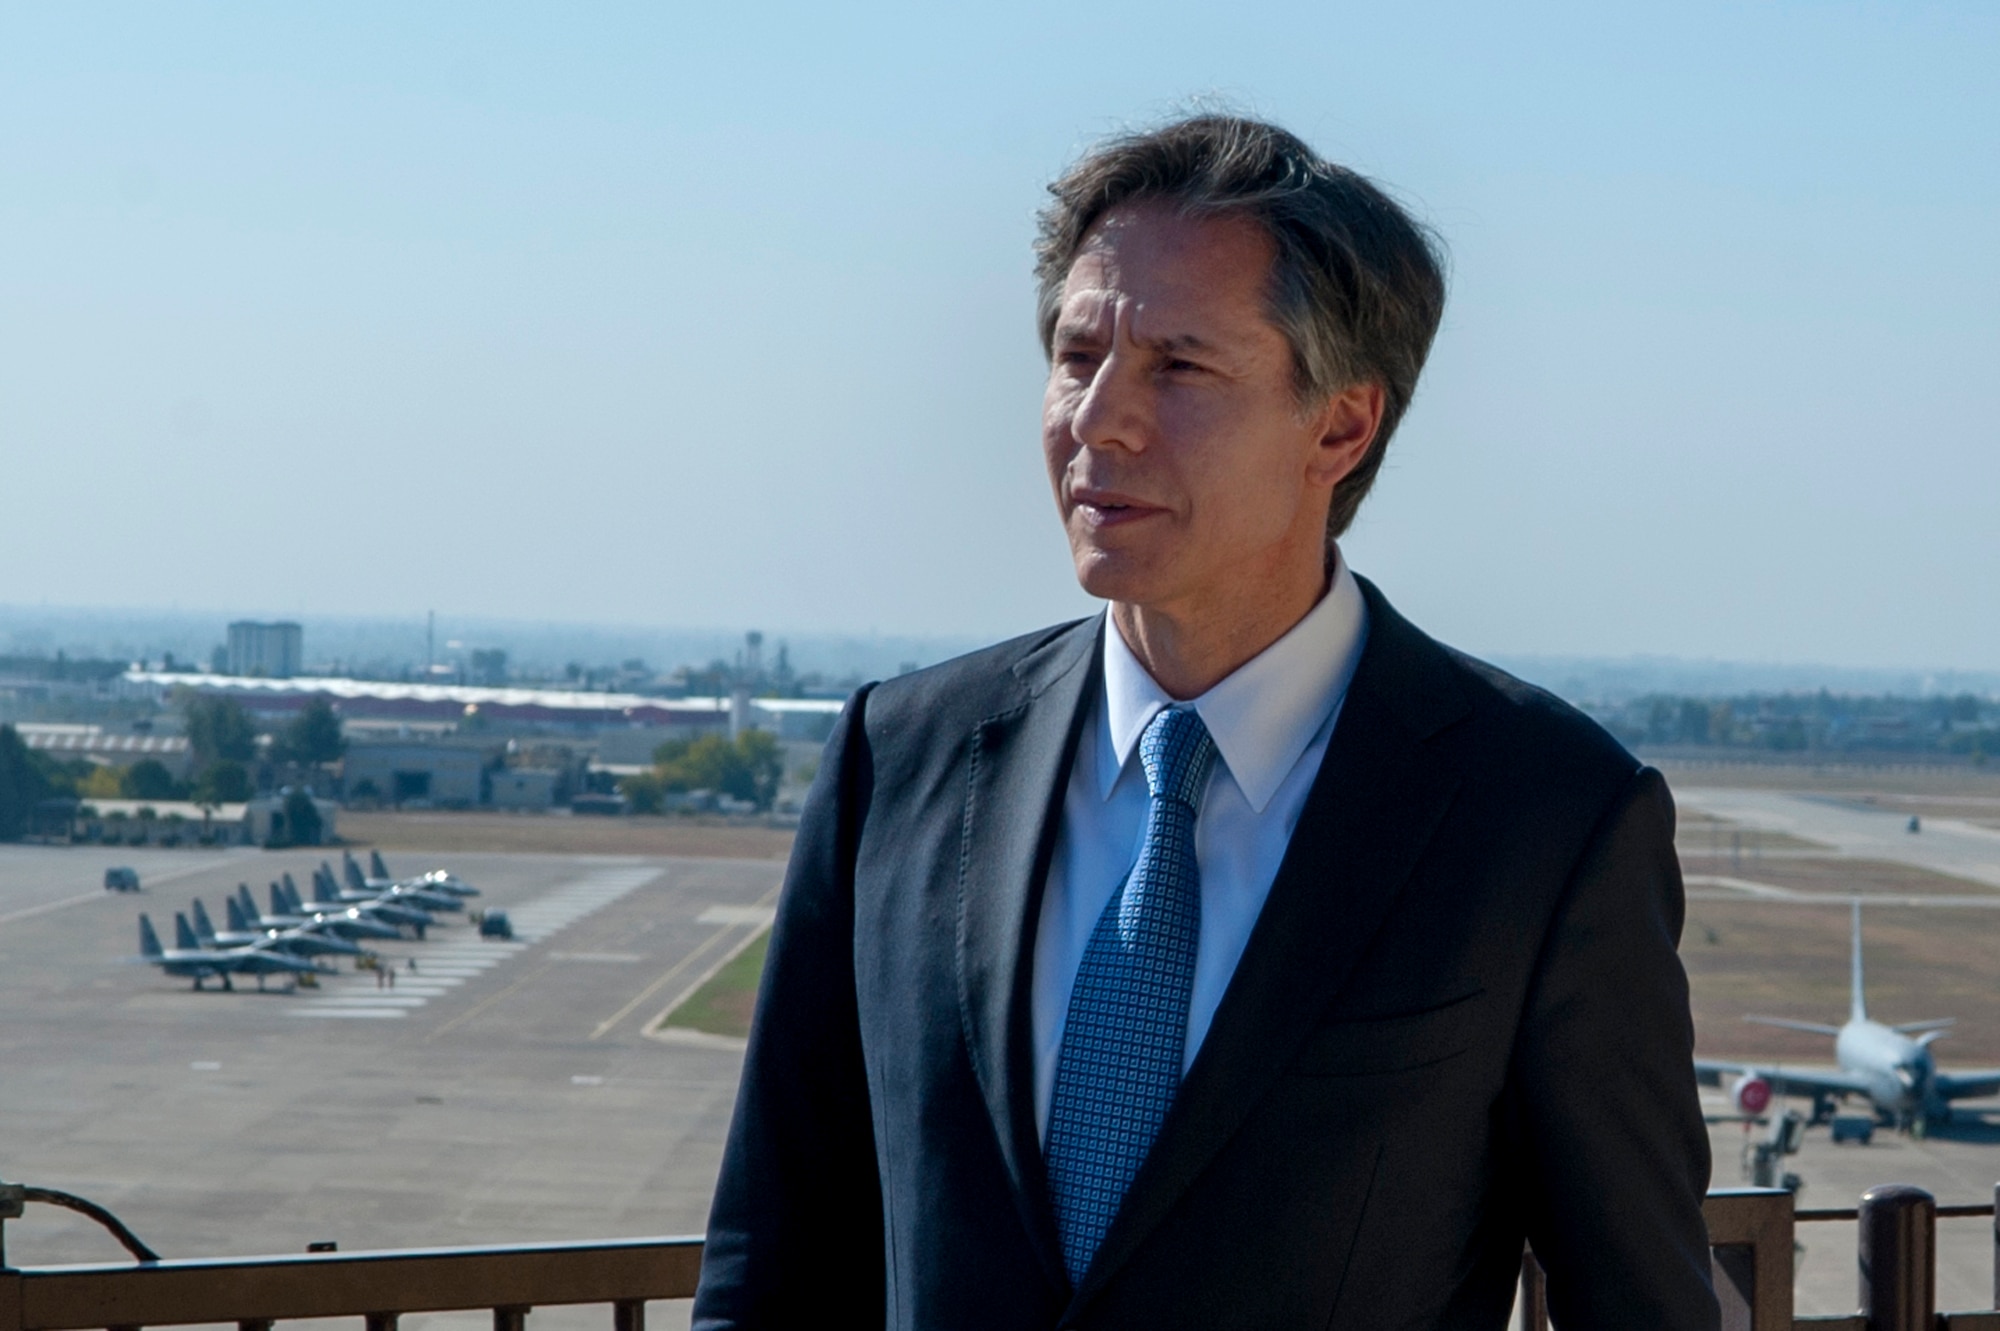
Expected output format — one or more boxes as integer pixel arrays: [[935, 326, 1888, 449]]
[[1696, 900, 2000, 1135]]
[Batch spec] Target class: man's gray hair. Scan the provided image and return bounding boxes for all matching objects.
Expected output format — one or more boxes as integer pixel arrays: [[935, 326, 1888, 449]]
[[1034, 115, 1447, 542]]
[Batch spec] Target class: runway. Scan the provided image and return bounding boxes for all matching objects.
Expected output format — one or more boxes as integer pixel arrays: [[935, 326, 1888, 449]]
[[1677, 787, 2000, 889], [0, 842, 776, 1317]]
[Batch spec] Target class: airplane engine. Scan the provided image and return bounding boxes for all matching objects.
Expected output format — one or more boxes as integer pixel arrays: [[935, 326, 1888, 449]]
[[1732, 1075, 1773, 1117]]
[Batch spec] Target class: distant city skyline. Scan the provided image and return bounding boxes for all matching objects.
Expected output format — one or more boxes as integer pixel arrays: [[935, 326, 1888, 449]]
[[4, 602, 1998, 705], [3, 4, 1996, 669]]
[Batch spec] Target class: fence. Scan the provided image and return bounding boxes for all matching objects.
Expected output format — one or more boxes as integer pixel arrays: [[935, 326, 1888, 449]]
[[1519, 1185, 2000, 1331], [3, 1183, 1997, 1331]]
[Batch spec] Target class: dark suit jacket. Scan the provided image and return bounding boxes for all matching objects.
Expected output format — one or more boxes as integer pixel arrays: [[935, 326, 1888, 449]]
[[693, 580, 1717, 1330]]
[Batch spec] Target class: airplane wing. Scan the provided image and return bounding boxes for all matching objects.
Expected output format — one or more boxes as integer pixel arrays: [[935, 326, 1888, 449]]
[[1695, 1059, 1874, 1099], [1935, 1070, 2000, 1102]]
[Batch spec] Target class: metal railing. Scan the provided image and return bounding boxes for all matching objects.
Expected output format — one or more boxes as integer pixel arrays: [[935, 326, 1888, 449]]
[[1519, 1184, 2000, 1331], [4, 1181, 1998, 1331], [0, 1183, 702, 1331]]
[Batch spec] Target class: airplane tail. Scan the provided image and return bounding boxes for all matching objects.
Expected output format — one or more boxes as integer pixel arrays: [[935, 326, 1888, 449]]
[[370, 850, 390, 880], [226, 895, 250, 933], [344, 853, 367, 892], [314, 865, 340, 903], [282, 871, 300, 903], [174, 912, 201, 952], [266, 882, 289, 918], [138, 914, 164, 958], [1851, 898, 1868, 1024], [191, 900, 218, 945]]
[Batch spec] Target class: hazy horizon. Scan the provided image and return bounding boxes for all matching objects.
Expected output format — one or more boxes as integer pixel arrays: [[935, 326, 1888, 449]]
[[5, 4, 1996, 670]]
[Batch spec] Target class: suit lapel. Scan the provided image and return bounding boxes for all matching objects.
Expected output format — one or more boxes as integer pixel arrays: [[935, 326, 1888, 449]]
[[1069, 581, 1472, 1309], [956, 617, 1099, 1282]]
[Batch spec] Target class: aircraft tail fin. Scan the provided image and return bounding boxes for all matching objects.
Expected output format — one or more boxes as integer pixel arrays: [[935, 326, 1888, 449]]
[[1851, 897, 1867, 1023], [138, 914, 164, 958], [227, 895, 250, 933], [174, 912, 200, 951], [191, 899, 217, 945], [267, 882, 288, 917], [370, 850, 390, 880], [314, 865, 339, 903], [344, 853, 367, 892]]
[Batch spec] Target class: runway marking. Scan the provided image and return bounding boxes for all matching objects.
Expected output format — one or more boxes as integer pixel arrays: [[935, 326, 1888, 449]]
[[589, 886, 782, 1042], [290, 866, 662, 1022], [1686, 875, 2000, 907], [0, 892, 101, 927], [696, 905, 776, 927]]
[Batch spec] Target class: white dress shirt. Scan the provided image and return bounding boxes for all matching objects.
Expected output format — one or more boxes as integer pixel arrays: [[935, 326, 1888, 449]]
[[1031, 556, 1371, 1141]]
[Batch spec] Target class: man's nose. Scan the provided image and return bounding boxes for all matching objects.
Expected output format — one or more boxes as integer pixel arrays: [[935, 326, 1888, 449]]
[[1069, 351, 1148, 454]]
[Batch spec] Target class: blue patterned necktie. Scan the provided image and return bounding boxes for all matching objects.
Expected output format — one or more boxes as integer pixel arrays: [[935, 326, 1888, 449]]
[[1045, 704, 1218, 1286]]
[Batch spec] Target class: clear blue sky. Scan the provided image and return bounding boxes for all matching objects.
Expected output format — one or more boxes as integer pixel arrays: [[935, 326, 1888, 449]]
[[3, 2, 1995, 669]]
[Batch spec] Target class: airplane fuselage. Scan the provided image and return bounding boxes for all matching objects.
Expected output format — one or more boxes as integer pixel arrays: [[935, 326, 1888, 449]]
[[1836, 1019, 1938, 1123]]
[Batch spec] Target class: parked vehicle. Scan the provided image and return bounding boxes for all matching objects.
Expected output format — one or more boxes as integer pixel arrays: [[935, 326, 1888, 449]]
[[103, 867, 141, 893]]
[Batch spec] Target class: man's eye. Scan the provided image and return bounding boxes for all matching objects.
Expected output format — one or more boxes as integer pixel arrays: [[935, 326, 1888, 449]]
[[1163, 358, 1202, 374]]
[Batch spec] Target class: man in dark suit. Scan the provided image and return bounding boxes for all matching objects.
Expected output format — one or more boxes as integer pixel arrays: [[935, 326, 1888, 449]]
[[693, 115, 1717, 1329]]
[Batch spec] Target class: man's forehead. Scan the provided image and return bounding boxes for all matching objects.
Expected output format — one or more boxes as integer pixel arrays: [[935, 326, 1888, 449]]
[[1054, 209, 1278, 346]]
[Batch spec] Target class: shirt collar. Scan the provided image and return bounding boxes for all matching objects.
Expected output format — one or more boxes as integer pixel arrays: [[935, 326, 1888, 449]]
[[1099, 552, 1370, 813]]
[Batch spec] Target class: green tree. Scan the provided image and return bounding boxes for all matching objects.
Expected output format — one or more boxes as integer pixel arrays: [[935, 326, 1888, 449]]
[[193, 760, 252, 804], [0, 724, 52, 841], [121, 759, 181, 800], [183, 694, 258, 767], [652, 730, 784, 810], [277, 698, 345, 765]]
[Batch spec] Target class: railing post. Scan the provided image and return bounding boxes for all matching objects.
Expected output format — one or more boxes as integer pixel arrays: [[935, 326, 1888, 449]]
[[494, 1305, 530, 1331], [366, 1314, 399, 1331], [1858, 1184, 1934, 1331], [612, 1300, 645, 1331]]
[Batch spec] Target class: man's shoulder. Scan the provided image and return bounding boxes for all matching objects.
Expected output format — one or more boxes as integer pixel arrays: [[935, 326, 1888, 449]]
[[855, 617, 1097, 739], [1360, 582, 1641, 798]]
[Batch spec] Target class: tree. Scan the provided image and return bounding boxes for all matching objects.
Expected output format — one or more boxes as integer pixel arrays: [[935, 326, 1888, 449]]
[[276, 698, 345, 765], [121, 759, 181, 801], [183, 694, 258, 767], [652, 730, 784, 810], [193, 760, 252, 804], [0, 724, 52, 841]]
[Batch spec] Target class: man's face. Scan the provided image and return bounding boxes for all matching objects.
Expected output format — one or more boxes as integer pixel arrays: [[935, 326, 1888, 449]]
[[1042, 203, 1359, 618]]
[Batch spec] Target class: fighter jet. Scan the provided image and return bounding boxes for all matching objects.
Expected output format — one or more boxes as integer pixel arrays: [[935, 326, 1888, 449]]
[[366, 850, 480, 899], [245, 883, 401, 943], [1696, 900, 2000, 1135], [338, 856, 463, 912], [136, 913, 324, 992], [192, 898, 365, 960], [304, 866, 438, 934]]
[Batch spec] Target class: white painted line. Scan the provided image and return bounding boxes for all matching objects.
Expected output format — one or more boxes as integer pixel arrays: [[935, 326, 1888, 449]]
[[289, 1008, 407, 1019], [698, 905, 777, 928], [0, 892, 103, 927]]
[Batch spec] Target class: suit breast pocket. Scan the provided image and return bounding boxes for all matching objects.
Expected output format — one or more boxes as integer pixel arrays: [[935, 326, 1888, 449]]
[[1287, 990, 1485, 1078]]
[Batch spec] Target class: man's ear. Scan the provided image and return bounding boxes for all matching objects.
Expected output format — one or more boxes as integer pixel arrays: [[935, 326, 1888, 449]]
[[1306, 381, 1386, 490]]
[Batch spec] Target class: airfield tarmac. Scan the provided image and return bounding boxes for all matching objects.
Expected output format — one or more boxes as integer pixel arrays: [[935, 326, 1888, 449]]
[[0, 844, 781, 1330], [9, 776, 2000, 1322], [1677, 777, 2000, 1317]]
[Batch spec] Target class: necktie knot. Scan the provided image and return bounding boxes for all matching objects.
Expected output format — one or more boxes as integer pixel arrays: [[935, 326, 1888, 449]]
[[1139, 706, 1217, 809]]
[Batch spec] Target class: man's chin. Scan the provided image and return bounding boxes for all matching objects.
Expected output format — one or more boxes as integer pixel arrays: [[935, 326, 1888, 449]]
[[1071, 553, 1175, 609]]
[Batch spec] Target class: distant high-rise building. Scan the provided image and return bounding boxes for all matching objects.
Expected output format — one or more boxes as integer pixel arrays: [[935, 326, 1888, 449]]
[[227, 621, 303, 678]]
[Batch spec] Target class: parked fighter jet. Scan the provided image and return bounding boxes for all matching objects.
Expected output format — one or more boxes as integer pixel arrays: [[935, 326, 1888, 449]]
[[338, 856, 463, 912], [136, 913, 324, 991], [1696, 901, 2000, 1135], [243, 883, 401, 943], [191, 898, 365, 960], [306, 867, 437, 934], [361, 850, 479, 899]]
